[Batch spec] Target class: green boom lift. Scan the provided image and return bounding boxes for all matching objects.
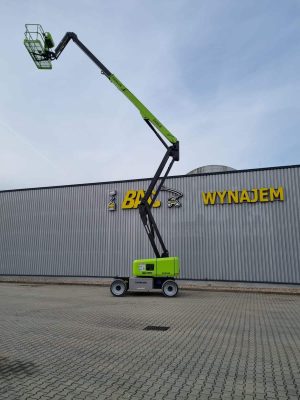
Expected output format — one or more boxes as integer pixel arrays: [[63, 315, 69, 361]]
[[24, 24, 180, 297]]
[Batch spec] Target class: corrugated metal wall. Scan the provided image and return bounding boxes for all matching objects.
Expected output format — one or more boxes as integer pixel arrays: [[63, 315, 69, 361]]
[[0, 166, 299, 283]]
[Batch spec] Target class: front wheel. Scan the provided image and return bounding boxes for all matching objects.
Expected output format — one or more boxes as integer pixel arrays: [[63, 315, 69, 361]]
[[162, 280, 178, 297], [110, 279, 127, 297]]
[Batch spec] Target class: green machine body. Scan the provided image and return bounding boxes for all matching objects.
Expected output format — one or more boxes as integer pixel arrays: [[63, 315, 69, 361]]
[[132, 257, 180, 278]]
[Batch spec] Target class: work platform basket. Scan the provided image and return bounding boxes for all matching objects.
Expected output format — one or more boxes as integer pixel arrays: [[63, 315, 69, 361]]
[[24, 24, 54, 70]]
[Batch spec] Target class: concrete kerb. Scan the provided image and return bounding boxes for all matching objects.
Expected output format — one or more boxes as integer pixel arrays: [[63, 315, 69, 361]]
[[0, 275, 300, 295]]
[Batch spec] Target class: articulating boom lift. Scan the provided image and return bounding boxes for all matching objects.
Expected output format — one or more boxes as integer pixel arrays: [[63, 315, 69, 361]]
[[24, 24, 180, 297]]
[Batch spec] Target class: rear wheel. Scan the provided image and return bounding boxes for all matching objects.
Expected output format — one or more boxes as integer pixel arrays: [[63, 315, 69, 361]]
[[162, 280, 178, 297], [110, 279, 127, 297]]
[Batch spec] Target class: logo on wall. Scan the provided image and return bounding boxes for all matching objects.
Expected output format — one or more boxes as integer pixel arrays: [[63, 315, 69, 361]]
[[107, 186, 183, 211], [161, 186, 183, 208], [108, 190, 117, 211]]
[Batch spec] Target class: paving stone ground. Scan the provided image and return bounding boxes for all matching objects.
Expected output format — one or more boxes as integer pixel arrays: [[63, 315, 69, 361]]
[[0, 283, 300, 400]]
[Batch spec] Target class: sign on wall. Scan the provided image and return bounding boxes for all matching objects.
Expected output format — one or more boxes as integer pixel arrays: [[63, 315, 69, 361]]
[[107, 185, 284, 210], [202, 187, 284, 205], [107, 186, 183, 210]]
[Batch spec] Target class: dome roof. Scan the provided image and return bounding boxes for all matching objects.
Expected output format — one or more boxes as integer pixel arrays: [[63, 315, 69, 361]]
[[187, 165, 236, 175]]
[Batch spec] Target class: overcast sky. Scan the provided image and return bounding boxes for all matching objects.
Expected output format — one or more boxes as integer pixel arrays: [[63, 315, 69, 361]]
[[0, 0, 300, 190]]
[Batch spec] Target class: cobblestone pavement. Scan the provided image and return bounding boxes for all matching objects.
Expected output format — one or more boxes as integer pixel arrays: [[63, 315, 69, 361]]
[[0, 284, 300, 399]]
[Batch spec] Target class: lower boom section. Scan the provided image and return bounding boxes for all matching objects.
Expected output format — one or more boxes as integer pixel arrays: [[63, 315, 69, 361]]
[[110, 257, 180, 297]]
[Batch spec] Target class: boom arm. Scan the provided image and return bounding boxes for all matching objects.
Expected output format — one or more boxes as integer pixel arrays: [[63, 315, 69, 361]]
[[48, 32, 180, 258], [54, 33, 178, 145]]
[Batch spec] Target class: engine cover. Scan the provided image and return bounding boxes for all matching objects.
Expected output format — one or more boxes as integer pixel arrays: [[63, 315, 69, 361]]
[[132, 257, 180, 278]]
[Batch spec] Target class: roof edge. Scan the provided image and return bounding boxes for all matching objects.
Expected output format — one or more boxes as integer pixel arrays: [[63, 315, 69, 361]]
[[0, 163, 299, 194]]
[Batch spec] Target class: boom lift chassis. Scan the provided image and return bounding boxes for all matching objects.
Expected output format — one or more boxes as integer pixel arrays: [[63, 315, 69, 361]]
[[24, 25, 180, 297]]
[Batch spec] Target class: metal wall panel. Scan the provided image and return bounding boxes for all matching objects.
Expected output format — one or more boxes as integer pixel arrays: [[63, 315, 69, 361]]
[[0, 166, 299, 283]]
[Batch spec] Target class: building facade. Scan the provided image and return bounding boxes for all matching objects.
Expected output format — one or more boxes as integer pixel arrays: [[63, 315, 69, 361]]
[[0, 165, 299, 283]]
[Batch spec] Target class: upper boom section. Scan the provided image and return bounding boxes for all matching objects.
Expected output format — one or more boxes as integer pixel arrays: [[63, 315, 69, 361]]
[[108, 74, 177, 144], [24, 27, 178, 145]]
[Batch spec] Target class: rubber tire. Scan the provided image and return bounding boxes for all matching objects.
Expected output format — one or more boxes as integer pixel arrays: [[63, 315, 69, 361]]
[[162, 280, 178, 297], [110, 279, 127, 297]]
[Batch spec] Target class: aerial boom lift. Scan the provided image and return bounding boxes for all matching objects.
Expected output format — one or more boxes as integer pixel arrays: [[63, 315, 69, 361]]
[[24, 24, 180, 297]]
